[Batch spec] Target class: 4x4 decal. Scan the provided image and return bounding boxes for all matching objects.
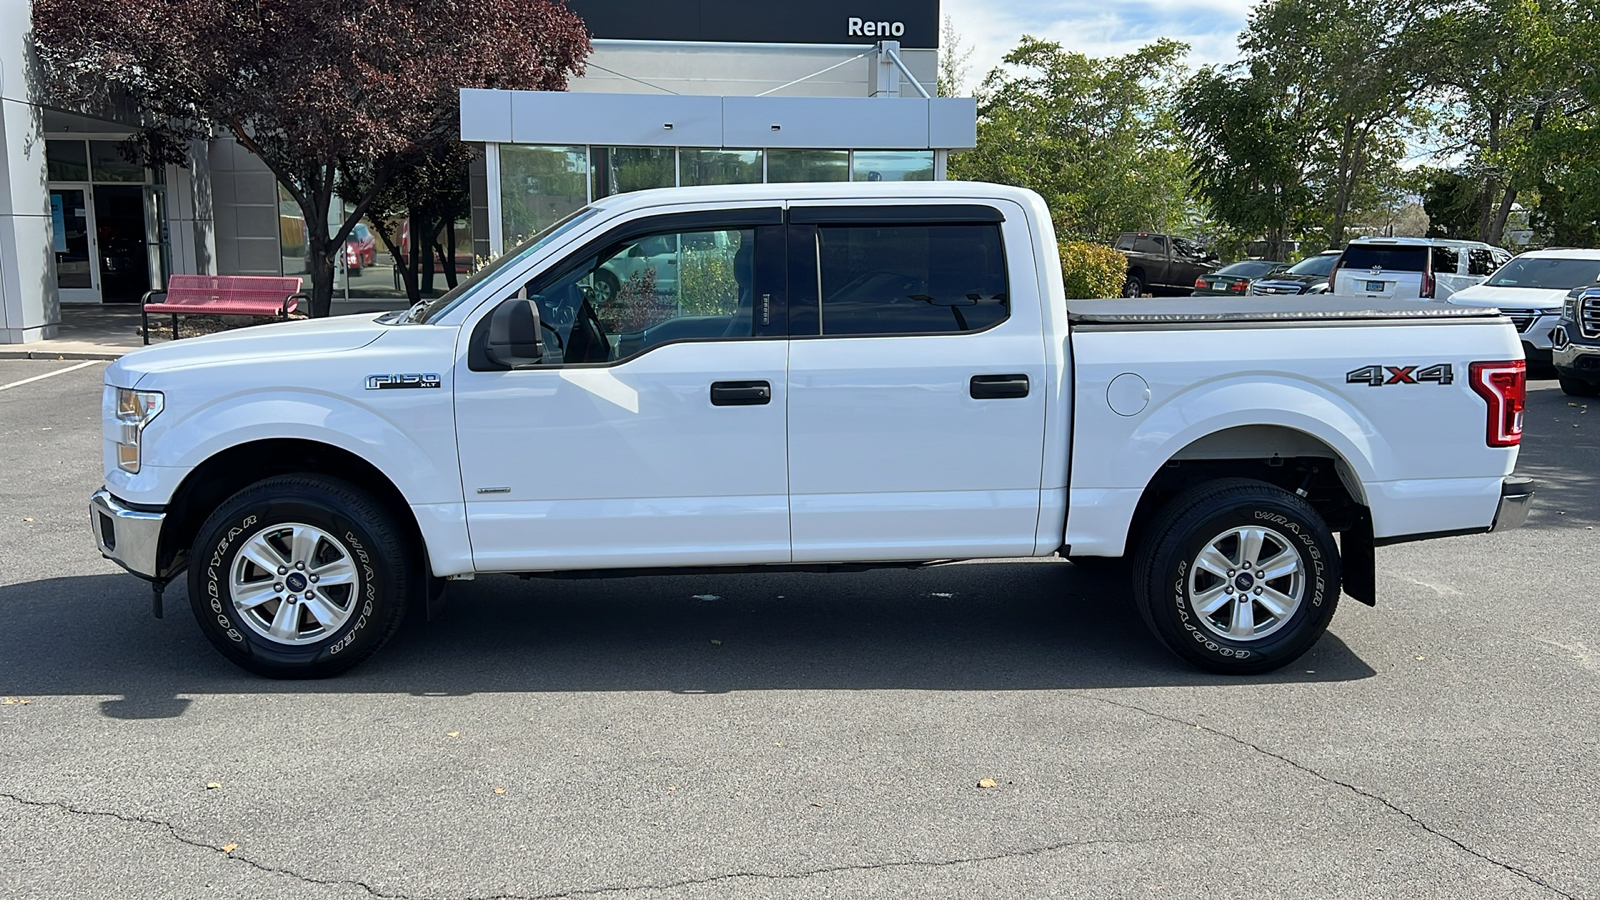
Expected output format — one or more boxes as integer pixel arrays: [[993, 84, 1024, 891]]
[[1346, 364, 1454, 387]]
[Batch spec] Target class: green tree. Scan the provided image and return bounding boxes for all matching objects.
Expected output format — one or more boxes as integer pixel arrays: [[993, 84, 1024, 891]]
[[1239, 0, 1446, 247], [1177, 68, 1317, 259], [1429, 0, 1593, 244], [951, 37, 1193, 241]]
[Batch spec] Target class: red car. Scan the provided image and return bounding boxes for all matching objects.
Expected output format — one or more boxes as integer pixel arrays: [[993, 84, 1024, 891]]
[[344, 223, 376, 275]]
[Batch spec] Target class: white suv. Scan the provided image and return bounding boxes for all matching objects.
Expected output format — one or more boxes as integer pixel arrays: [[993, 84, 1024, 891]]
[[1329, 237, 1511, 302], [1446, 249, 1600, 367]]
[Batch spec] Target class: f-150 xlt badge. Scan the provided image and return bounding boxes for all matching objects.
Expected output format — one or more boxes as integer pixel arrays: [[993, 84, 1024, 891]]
[[365, 373, 442, 390], [1345, 364, 1453, 387]]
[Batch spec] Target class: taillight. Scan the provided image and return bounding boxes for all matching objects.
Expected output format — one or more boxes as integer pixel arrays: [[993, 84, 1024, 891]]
[[1195, 276, 1206, 289], [1469, 360, 1526, 447], [1230, 280, 1247, 292], [1327, 261, 1340, 293], [1421, 260, 1436, 299]]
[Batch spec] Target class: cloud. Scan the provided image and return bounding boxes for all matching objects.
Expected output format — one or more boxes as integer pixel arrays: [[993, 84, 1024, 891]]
[[941, 0, 1255, 93]]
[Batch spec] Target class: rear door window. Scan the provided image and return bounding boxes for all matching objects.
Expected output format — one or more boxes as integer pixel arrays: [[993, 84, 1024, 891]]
[[1132, 234, 1166, 255], [809, 223, 1009, 337], [1339, 245, 1428, 272]]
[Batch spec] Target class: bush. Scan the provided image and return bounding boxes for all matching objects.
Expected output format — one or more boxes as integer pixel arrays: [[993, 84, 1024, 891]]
[[1059, 241, 1128, 299]]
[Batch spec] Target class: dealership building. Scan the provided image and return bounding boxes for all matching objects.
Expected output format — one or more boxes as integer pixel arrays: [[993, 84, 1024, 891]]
[[0, 0, 971, 345]]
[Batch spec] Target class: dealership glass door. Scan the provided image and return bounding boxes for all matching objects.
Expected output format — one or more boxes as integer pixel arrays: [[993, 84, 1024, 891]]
[[50, 185, 101, 303]]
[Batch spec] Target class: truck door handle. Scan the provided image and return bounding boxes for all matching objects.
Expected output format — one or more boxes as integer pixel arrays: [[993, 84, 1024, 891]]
[[970, 374, 1030, 399], [710, 380, 771, 406]]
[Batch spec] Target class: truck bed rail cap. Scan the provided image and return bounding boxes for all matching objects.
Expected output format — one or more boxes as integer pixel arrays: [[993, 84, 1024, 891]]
[[1066, 297, 1504, 325]]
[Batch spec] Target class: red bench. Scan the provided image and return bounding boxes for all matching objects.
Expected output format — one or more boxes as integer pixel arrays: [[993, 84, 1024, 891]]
[[141, 275, 309, 345]]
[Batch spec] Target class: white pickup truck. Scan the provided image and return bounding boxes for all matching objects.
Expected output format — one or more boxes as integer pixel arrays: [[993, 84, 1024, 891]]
[[90, 183, 1535, 678]]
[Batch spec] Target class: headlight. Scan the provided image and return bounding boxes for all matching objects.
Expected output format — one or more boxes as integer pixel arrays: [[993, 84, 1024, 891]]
[[114, 388, 164, 474], [1564, 289, 1581, 322]]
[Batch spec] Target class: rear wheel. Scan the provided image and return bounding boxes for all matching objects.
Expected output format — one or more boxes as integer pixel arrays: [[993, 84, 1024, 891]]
[[1559, 375, 1600, 397], [187, 475, 410, 678], [1133, 479, 1340, 674]]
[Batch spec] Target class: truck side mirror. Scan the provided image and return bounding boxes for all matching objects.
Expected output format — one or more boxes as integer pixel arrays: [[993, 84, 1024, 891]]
[[485, 298, 543, 368]]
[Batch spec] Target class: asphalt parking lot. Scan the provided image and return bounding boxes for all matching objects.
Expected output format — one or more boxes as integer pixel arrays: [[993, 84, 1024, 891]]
[[1, 357, 1596, 899]]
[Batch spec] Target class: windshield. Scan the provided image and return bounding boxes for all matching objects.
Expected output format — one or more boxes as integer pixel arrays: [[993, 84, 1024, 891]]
[[1286, 254, 1339, 277], [1484, 256, 1600, 290], [408, 207, 598, 324]]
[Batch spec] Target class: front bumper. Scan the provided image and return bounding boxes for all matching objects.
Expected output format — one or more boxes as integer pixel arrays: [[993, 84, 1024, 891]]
[[89, 489, 166, 579], [1552, 324, 1600, 377], [1490, 476, 1535, 533]]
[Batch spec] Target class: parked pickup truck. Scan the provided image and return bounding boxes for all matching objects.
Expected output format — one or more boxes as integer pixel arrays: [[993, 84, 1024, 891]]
[[1112, 231, 1220, 296], [90, 183, 1535, 679]]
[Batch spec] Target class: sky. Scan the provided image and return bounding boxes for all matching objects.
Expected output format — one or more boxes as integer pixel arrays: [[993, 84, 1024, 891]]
[[939, 0, 1257, 92]]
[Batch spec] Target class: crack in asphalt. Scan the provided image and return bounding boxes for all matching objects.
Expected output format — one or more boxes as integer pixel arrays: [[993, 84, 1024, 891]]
[[0, 787, 1145, 899], [1092, 697, 1581, 900], [0, 791, 404, 899]]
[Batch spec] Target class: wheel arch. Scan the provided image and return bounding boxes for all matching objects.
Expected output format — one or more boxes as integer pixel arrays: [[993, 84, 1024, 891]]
[[157, 438, 429, 583], [1122, 425, 1376, 606]]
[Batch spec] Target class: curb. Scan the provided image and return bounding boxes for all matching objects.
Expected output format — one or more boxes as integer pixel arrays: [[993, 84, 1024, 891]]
[[0, 349, 124, 361]]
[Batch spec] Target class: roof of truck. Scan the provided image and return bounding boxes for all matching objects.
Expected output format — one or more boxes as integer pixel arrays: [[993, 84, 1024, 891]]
[[588, 181, 1047, 211]]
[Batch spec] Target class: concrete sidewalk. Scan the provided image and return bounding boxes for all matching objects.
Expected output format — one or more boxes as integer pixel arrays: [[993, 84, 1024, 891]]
[[0, 299, 412, 360]]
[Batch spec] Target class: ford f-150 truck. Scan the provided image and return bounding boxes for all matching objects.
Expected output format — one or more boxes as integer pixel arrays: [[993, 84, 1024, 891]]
[[90, 183, 1535, 679]]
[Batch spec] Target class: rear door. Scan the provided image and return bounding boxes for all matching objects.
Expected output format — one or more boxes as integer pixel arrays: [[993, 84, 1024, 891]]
[[783, 203, 1048, 562]]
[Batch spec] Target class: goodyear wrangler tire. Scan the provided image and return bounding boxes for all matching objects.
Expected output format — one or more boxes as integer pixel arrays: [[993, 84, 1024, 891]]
[[187, 475, 410, 678], [1132, 479, 1340, 675]]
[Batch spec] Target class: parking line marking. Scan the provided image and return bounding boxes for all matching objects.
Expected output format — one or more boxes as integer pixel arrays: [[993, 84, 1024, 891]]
[[0, 360, 99, 392]]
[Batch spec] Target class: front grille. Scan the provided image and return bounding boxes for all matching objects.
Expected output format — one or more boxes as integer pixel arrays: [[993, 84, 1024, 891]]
[[1249, 282, 1304, 295], [1504, 310, 1537, 333], [1583, 291, 1600, 340]]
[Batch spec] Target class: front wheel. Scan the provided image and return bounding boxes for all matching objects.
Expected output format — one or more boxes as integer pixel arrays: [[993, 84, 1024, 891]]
[[1123, 273, 1144, 298], [187, 475, 411, 678], [1133, 479, 1340, 674]]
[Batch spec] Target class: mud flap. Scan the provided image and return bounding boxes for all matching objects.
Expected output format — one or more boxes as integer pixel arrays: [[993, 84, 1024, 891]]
[[1340, 515, 1376, 606], [424, 575, 450, 622]]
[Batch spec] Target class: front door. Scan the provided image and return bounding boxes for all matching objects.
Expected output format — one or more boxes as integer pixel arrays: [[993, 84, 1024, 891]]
[[49, 185, 100, 302], [454, 212, 791, 572], [784, 205, 1048, 562], [93, 184, 153, 302]]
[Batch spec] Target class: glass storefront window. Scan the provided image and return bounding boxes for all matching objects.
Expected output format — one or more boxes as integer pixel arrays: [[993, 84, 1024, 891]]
[[766, 149, 849, 183], [89, 140, 146, 183], [591, 147, 676, 197], [278, 183, 308, 277], [852, 150, 935, 182], [46, 140, 90, 181], [680, 149, 764, 186], [500, 145, 588, 245]]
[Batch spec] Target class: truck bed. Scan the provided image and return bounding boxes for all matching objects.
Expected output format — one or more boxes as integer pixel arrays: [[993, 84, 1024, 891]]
[[1067, 297, 1502, 327]]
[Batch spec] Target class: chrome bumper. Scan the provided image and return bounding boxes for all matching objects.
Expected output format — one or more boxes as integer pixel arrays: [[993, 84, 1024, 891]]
[[89, 489, 166, 579], [1552, 329, 1600, 368], [1491, 476, 1535, 533]]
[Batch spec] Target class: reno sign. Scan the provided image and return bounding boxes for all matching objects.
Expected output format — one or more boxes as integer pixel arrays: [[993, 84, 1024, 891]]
[[564, 1, 938, 50], [848, 17, 907, 38]]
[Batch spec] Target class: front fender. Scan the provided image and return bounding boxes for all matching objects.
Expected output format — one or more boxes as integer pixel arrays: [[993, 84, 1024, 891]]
[[106, 387, 462, 508]]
